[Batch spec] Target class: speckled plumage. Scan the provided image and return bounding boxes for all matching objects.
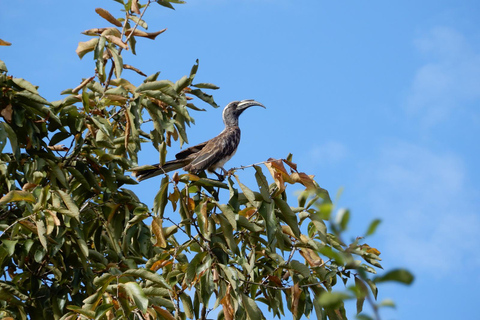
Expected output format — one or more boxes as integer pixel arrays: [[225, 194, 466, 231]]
[[131, 100, 265, 181]]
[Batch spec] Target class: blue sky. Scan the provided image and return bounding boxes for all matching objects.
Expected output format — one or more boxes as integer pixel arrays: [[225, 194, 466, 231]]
[[2, 0, 480, 319]]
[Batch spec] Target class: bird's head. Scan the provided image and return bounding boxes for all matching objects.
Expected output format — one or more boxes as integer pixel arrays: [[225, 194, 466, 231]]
[[222, 99, 265, 127]]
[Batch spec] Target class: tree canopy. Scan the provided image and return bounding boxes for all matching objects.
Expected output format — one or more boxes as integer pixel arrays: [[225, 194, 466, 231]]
[[0, 1, 413, 319]]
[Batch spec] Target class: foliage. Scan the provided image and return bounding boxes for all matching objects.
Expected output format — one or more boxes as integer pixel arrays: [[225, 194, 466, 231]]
[[0, 1, 413, 320]]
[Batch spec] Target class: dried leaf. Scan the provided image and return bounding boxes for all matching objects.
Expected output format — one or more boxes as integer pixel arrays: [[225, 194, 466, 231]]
[[125, 28, 167, 40], [1, 104, 13, 123], [76, 38, 99, 59], [124, 64, 147, 76], [95, 8, 123, 27], [0, 39, 12, 46], [47, 144, 69, 151], [152, 217, 167, 247], [221, 285, 234, 320], [104, 35, 128, 50], [131, 0, 141, 14]]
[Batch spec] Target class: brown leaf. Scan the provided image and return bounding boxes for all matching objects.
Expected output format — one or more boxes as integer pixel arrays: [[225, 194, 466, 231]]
[[131, 0, 141, 14], [1, 104, 13, 123], [72, 76, 95, 94], [283, 158, 298, 171], [299, 248, 324, 267], [152, 217, 167, 248], [220, 285, 234, 320], [152, 306, 176, 320], [281, 225, 296, 238], [291, 283, 301, 317], [95, 8, 123, 27], [149, 259, 172, 272], [290, 172, 316, 190], [200, 201, 209, 230], [125, 28, 167, 40], [104, 35, 128, 50], [123, 64, 147, 77], [82, 28, 110, 36], [22, 182, 37, 191], [267, 275, 282, 286], [0, 39, 12, 46], [47, 145, 69, 151]]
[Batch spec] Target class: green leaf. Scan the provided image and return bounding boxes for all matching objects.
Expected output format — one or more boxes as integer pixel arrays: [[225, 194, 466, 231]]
[[289, 260, 311, 278], [108, 44, 123, 79], [242, 294, 263, 320], [192, 83, 219, 90], [216, 203, 237, 230], [235, 175, 256, 206], [123, 282, 148, 313], [136, 80, 172, 92], [0, 59, 7, 72], [56, 190, 80, 220], [189, 89, 219, 108], [1, 240, 18, 256], [0, 190, 36, 205], [374, 269, 414, 285], [274, 197, 300, 237], [254, 165, 271, 202], [124, 269, 172, 289], [365, 219, 381, 236], [95, 304, 114, 320], [12, 77, 39, 94], [336, 208, 350, 231], [153, 176, 169, 218], [318, 291, 352, 309]]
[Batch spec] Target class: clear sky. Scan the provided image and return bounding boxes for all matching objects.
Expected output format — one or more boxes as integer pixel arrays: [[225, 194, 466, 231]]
[[2, 0, 480, 319]]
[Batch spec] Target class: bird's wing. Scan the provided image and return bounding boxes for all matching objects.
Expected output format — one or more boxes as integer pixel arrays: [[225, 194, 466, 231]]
[[175, 141, 209, 160], [185, 128, 240, 172]]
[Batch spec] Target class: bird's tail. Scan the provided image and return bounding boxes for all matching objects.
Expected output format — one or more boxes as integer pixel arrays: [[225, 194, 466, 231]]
[[131, 159, 187, 181]]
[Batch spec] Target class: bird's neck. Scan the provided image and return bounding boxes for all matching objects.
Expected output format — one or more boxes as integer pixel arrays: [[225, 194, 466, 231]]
[[223, 118, 239, 127]]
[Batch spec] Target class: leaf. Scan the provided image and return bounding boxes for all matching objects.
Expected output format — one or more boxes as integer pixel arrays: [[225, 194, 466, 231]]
[[242, 294, 262, 320], [365, 219, 381, 236], [216, 203, 237, 230], [2, 240, 18, 256], [354, 277, 368, 314], [273, 197, 300, 237], [56, 190, 80, 220], [254, 165, 271, 202], [108, 45, 123, 78], [336, 208, 350, 231], [189, 89, 219, 108], [0, 59, 7, 72], [192, 83, 220, 90], [95, 8, 123, 27], [0, 38, 12, 46], [152, 217, 167, 248], [234, 175, 256, 206], [105, 35, 128, 50], [76, 38, 99, 59], [122, 282, 148, 313], [124, 269, 172, 289], [153, 176, 169, 217], [0, 190, 36, 205], [289, 260, 311, 278], [136, 80, 172, 92], [36, 217, 48, 250], [374, 269, 414, 285], [125, 28, 167, 40], [318, 292, 352, 309]]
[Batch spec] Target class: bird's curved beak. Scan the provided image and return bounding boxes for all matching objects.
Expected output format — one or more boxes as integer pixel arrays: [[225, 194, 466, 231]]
[[237, 99, 266, 111]]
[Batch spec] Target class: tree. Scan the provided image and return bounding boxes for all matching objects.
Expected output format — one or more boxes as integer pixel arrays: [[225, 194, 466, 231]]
[[0, 1, 413, 319]]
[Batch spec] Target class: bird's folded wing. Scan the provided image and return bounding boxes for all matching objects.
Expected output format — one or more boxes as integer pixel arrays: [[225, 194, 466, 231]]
[[175, 141, 209, 159]]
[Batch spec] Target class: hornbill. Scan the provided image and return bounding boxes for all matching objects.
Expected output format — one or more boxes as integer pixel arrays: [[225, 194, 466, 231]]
[[131, 99, 265, 181]]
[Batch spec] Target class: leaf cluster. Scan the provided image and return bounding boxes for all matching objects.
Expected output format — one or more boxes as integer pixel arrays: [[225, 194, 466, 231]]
[[0, 1, 413, 320]]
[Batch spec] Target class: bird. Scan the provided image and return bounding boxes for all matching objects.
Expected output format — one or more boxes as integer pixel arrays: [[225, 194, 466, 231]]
[[131, 99, 265, 181]]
